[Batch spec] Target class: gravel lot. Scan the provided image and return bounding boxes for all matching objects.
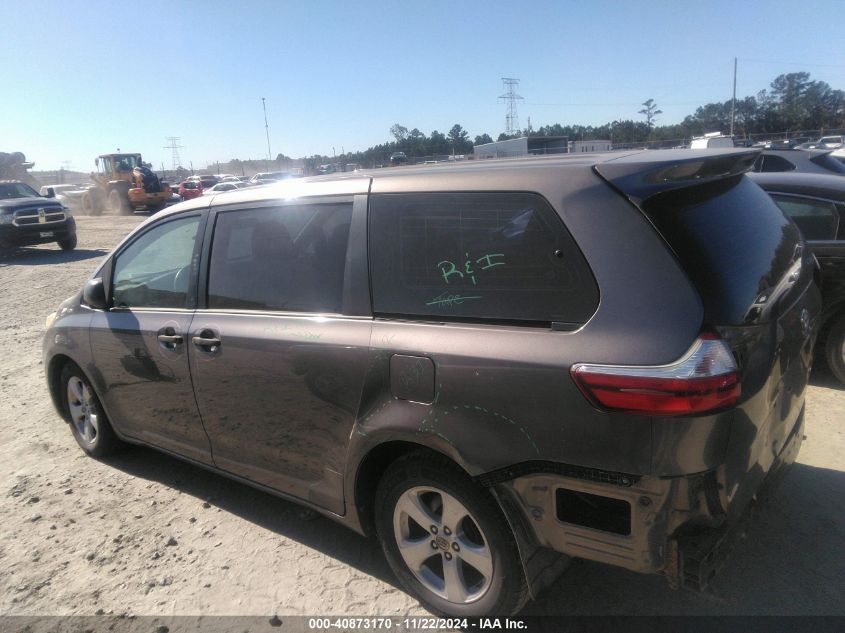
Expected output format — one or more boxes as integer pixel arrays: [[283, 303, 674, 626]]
[[1, 215, 844, 617]]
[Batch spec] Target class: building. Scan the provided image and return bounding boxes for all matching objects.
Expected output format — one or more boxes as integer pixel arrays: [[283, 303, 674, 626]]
[[569, 140, 613, 153], [474, 136, 569, 159]]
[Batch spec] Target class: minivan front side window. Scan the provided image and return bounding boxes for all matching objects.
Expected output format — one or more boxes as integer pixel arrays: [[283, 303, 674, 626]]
[[111, 215, 201, 309]]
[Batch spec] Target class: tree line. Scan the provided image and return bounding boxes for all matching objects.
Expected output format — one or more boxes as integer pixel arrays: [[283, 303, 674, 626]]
[[335, 72, 843, 165]]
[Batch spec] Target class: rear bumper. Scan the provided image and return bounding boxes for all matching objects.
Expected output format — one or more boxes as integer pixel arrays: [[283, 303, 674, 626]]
[[496, 406, 804, 582]]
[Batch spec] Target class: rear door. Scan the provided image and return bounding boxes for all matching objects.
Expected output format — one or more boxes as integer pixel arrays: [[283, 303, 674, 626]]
[[188, 196, 371, 514]]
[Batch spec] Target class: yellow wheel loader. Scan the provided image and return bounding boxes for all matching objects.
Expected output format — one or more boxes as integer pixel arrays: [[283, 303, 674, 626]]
[[82, 153, 172, 215]]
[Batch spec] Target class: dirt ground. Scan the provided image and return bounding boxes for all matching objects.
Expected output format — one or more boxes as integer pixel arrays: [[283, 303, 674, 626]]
[[1, 214, 844, 617]]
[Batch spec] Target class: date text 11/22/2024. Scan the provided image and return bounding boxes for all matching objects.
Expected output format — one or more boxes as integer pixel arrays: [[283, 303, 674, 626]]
[[306, 616, 528, 629]]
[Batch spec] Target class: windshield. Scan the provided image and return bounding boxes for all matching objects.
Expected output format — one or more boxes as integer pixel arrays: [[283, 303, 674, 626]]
[[0, 182, 40, 199], [110, 155, 141, 170]]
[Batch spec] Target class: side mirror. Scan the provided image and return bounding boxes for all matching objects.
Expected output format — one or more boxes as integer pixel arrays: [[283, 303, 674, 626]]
[[44, 187, 55, 198], [83, 278, 107, 310]]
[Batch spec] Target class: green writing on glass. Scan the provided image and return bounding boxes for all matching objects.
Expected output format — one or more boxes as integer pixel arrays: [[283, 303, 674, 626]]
[[437, 253, 505, 285], [425, 292, 483, 307]]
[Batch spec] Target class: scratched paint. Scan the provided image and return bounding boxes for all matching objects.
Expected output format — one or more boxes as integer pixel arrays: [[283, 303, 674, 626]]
[[413, 383, 540, 457]]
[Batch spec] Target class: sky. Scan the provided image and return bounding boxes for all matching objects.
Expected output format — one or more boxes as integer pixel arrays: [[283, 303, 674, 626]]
[[3, 0, 844, 172]]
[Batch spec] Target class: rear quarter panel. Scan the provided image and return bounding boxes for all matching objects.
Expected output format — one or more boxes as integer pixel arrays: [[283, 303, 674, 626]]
[[347, 166, 705, 484]]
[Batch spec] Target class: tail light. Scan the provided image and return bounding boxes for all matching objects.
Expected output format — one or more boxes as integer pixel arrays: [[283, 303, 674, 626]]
[[571, 335, 740, 416]]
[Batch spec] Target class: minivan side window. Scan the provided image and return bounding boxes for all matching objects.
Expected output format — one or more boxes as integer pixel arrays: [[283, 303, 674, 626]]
[[368, 192, 598, 324], [207, 203, 352, 313], [112, 215, 201, 309], [770, 194, 840, 241]]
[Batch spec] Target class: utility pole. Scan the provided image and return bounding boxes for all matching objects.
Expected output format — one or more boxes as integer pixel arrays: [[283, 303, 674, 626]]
[[262, 97, 271, 173], [730, 57, 737, 138]]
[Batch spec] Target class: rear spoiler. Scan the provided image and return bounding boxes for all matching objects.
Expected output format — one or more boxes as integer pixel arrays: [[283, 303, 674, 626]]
[[594, 149, 760, 205]]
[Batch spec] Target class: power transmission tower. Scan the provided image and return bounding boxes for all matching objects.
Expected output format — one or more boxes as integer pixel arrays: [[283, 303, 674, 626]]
[[498, 78, 524, 137], [164, 137, 184, 171]]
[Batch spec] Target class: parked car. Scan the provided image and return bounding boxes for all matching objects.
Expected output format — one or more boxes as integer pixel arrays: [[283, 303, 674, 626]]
[[689, 133, 734, 148], [38, 184, 89, 210], [751, 149, 845, 175], [817, 135, 844, 149], [163, 185, 182, 205], [178, 180, 203, 200], [389, 151, 408, 166], [185, 175, 219, 189], [249, 171, 292, 184], [0, 181, 77, 253], [749, 171, 845, 383], [43, 149, 819, 616], [203, 182, 249, 195]]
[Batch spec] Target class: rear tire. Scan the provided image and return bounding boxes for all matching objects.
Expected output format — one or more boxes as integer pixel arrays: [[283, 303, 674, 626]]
[[375, 452, 528, 616], [825, 316, 845, 385], [59, 363, 124, 458], [58, 235, 77, 251]]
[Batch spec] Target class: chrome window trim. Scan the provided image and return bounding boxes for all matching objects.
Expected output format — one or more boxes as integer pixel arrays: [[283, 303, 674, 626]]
[[194, 308, 371, 321]]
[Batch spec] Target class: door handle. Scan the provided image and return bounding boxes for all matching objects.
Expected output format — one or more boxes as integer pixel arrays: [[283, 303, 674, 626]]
[[192, 336, 221, 347], [157, 325, 184, 350], [192, 329, 221, 352]]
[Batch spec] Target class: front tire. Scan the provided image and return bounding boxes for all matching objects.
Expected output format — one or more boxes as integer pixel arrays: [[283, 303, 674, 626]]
[[59, 363, 123, 457], [825, 316, 845, 384], [375, 452, 528, 616], [58, 235, 77, 251]]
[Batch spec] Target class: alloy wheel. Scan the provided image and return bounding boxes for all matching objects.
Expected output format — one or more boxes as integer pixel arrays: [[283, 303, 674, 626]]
[[393, 486, 493, 604], [66, 376, 99, 445]]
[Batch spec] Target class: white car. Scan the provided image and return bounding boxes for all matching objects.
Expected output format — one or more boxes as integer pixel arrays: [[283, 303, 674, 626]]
[[203, 182, 249, 196], [39, 184, 90, 210], [818, 135, 844, 149]]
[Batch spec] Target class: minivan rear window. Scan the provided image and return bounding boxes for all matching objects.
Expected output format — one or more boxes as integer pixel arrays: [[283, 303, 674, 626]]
[[368, 192, 598, 325], [643, 176, 802, 325]]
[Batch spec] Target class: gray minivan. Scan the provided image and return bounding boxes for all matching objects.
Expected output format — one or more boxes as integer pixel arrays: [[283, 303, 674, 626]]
[[43, 150, 820, 616]]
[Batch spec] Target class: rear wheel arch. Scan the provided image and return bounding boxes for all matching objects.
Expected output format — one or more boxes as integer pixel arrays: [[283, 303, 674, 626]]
[[353, 441, 476, 536], [372, 447, 530, 614]]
